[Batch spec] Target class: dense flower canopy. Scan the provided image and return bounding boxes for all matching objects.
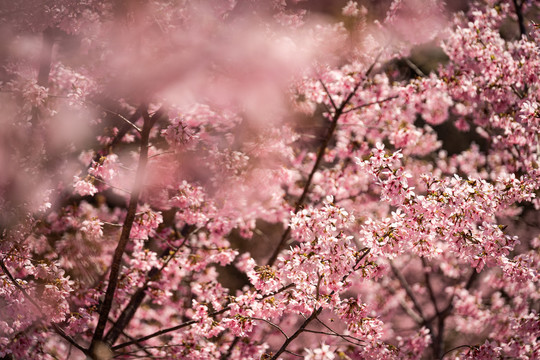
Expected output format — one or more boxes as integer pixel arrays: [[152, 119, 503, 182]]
[[0, 0, 538, 359]]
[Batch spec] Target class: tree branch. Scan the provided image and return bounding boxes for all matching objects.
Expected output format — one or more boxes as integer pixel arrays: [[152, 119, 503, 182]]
[[512, 0, 526, 38], [313, 317, 365, 346], [435, 269, 478, 320], [104, 231, 192, 345], [389, 261, 427, 320], [319, 79, 338, 111], [90, 105, 162, 355], [269, 307, 322, 360], [421, 258, 444, 358], [266, 50, 385, 267], [267, 250, 369, 359], [112, 283, 296, 351], [219, 336, 241, 360], [421, 258, 440, 317], [342, 95, 398, 114], [101, 108, 142, 133], [112, 307, 230, 351], [266, 78, 363, 267], [390, 260, 440, 356]]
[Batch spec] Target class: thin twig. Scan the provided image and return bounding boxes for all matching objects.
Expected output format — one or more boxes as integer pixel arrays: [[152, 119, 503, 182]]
[[107, 317, 154, 357], [90, 105, 143, 165], [319, 79, 338, 111], [112, 307, 230, 350], [404, 58, 426, 77], [269, 307, 322, 360], [389, 261, 427, 320], [342, 95, 398, 114], [390, 259, 438, 356], [90, 176, 131, 194], [421, 258, 444, 358], [435, 269, 478, 320], [112, 283, 296, 351], [439, 344, 475, 359], [427, 268, 478, 358], [148, 151, 175, 159], [388, 285, 424, 324], [267, 249, 369, 359], [312, 318, 365, 346], [284, 350, 303, 357], [101, 108, 142, 132], [249, 317, 289, 339], [303, 329, 364, 346]]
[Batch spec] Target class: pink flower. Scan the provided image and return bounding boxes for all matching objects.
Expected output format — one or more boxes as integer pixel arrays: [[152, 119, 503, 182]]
[[342, 1, 360, 17], [73, 176, 98, 196]]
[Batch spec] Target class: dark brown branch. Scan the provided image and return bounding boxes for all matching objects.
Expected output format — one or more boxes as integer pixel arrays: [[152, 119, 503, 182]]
[[269, 307, 322, 360], [88, 106, 143, 167], [435, 269, 478, 320], [104, 233, 191, 345], [389, 261, 427, 320], [390, 260, 442, 357], [112, 307, 231, 351], [421, 259, 444, 358], [284, 350, 304, 358], [267, 250, 368, 359], [107, 106, 144, 152], [342, 95, 398, 114], [404, 58, 426, 77], [101, 108, 142, 132], [313, 317, 365, 346], [103, 269, 160, 345], [107, 317, 153, 358], [421, 258, 440, 316], [387, 284, 424, 324], [249, 317, 289, 339], [90, 106, 161, 355], [219, 336, 241, 360], [265, 79, 363, 267], [265, 50, 386, 267], [116, 251, 364, 353], [427, 269, 479, 359], [512, 0, 526, 38], [112, 283, 296, 351]]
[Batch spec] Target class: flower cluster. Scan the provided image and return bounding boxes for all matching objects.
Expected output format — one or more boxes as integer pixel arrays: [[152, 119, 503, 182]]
[[0, 0, 538, 359]]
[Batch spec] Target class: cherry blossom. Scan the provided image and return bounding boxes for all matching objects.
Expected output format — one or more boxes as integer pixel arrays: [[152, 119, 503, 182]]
[[0, 0, 538, 359]]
